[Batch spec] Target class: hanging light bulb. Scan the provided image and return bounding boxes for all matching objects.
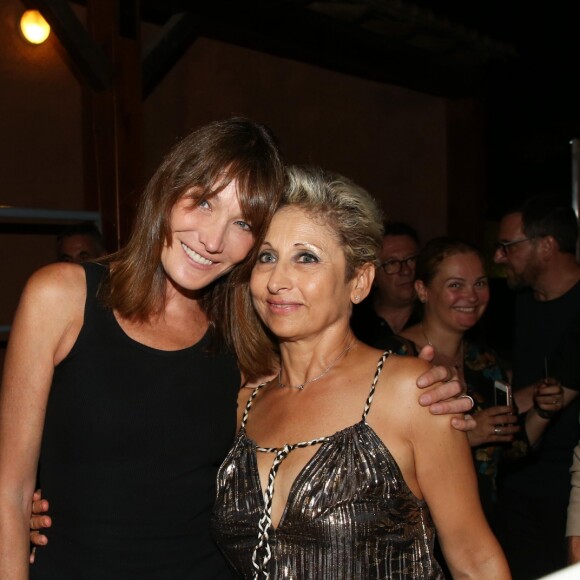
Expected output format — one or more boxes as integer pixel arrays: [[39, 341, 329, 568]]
[[20, 10, 51, 45]]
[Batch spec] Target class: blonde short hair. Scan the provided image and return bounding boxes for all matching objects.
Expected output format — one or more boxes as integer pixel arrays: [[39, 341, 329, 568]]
[[234, 165, 384, 380], [281, 166, 383, 279]]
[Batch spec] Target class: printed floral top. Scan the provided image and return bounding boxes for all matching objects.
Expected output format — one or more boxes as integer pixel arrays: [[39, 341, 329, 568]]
[[388, 336, 528, 526]]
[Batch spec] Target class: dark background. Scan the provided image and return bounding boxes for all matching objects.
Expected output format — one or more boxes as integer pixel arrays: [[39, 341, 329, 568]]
[[140, 0, 580, 216]]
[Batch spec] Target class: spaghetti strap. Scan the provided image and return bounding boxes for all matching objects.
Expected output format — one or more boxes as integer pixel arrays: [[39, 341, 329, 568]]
[[361, 351, 391, 422], [240, 382, 268, 430]]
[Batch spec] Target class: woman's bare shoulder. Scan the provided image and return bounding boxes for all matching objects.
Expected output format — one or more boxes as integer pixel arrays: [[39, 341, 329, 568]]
[[6, 264, 89, 368], [24, 263, 87, 299], [383, 351, 431, 385], [17, 263, 87, 327], [373, 351, 439, 417]]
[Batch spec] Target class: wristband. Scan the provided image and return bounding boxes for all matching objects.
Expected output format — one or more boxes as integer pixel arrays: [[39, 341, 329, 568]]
[[534, 403, 556, 420]]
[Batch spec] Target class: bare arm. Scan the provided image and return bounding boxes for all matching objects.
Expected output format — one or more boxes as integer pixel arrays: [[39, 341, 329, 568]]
[[0, 265, 84, 578], [568, 441, 580, 564], [402, 361, 510, 578]]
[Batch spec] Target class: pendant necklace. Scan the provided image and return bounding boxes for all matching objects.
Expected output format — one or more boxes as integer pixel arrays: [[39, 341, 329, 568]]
[[421, 323, 463, 370], [277, 340, 357, 390]]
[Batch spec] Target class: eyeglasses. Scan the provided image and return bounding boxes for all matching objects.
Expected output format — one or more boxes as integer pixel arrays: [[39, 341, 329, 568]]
[[494, 238, 534, 256], [380, 255, 418, 275]]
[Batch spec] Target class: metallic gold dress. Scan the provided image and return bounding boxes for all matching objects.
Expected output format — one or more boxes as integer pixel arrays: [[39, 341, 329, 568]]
[[212, 353, 444, 579]]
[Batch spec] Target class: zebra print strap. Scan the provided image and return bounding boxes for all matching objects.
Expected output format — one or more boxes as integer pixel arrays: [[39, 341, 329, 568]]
[[252, 435, 330, 578], [241, 382, 267, 430], [361, 351, 390, 421]]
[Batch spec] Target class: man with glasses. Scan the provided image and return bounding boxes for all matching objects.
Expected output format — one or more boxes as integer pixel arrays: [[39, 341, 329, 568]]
[[351, 221, 421, 348], [493, 196, 580, 579]]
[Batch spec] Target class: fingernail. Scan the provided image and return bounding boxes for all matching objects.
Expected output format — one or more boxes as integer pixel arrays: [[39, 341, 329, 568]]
[[419, 394, 430, 405], [430, 403, 443, 414]]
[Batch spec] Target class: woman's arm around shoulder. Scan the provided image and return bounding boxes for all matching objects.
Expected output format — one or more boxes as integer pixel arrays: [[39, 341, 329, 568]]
[[380, 355, 511, 579], [0, 263, 86, 579]]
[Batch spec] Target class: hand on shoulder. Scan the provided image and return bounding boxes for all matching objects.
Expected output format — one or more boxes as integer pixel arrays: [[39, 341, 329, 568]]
[[385, 353, 434, 400], [381, 353, 466, 431]]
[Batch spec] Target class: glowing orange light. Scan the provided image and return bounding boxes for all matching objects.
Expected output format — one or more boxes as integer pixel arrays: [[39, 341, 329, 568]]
[[20, 10, 51, 45]]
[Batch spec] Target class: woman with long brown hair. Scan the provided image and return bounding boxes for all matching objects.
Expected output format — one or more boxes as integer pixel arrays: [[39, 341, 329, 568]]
[[0, 118, 285, 579]]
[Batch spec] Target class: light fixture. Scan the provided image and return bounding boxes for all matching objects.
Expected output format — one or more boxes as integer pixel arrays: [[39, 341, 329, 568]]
[[20, 10, 51, 45]]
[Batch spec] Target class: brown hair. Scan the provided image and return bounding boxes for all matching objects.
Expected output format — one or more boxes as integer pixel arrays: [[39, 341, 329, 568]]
[[233, 165, 383, 380], [100, 117, 285, 346], [415, 236, 485, 286], [519, 196, 579, 255]]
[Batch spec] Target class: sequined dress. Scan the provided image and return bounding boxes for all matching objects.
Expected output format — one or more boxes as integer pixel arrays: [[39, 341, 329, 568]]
[[212, 353, 444, 579]]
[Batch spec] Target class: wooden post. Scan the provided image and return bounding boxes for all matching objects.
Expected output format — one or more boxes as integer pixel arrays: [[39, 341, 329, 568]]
[[82, 0, 143, 250]]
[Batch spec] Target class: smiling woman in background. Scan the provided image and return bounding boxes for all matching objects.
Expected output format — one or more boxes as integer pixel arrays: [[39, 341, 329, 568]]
[[393, 237, 563, 527]]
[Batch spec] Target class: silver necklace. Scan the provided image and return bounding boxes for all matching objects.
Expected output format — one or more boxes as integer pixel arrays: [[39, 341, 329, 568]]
[[420, 323, 463, 369], [277, 340, 357, 390]]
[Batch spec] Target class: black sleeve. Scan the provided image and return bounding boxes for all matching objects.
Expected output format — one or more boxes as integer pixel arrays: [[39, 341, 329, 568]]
[[548, 311, 580, 392]]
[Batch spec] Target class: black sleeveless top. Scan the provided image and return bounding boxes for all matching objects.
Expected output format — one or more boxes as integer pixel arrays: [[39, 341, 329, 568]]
[[32, 263, 238, 579], [212, 352, 444, 579]]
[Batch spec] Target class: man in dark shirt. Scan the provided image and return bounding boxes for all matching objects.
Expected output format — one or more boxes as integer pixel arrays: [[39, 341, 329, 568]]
[[493, 196, 580, 579], [552, 315, 580, 565], [350, 221, 421, 349]]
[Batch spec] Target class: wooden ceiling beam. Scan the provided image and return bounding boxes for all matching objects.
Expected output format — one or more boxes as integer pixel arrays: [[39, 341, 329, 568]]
[[142, 12, 200, 99], [26, 0, 112, 91]]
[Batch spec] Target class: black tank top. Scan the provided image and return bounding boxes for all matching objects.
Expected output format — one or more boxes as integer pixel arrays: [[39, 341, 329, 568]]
[[32, 263, 238, 579]]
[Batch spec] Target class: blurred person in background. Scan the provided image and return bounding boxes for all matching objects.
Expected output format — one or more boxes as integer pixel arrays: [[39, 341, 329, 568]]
[[351, 221, 421, 348], [390, 237, 562, 531], [56, 221, 106, 264], [493, 197, 580, 579]]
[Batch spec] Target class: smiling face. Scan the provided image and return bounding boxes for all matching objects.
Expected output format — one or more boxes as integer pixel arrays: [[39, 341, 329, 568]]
[[160, 179, 255, 292], [250, 206, 364, 342], [417, 251, 490, 333]]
